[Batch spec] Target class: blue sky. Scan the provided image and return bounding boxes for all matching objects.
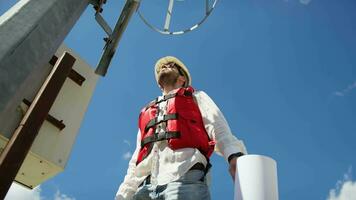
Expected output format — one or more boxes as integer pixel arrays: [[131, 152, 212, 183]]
[[1, 0, 356, 199]]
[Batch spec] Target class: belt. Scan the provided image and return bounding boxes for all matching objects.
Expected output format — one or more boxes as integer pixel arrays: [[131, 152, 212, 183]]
[[189, 162, 206, 171], [139, 163, 206, 187]]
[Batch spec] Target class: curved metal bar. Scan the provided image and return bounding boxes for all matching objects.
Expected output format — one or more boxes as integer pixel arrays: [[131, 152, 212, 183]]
[[137, 0, 219, 35]]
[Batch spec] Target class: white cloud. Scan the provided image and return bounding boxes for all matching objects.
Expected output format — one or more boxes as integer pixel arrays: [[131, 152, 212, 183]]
[[333, 91, 345, 97], [327, 166, 356, 200], [122, 151, 132, 160], [282, 0, 312, 5], [53, 189, 76, 200], [333, 81, 356, 97], [123, 140, 131, 146], [5, 183, 41, 200], [299, 0, 312, 5], [328, 181, 356, 200], [5, 183, 75, 200]]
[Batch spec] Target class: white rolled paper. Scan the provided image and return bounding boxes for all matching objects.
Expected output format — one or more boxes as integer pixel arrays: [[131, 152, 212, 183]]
[[234, 155, 279, 200]]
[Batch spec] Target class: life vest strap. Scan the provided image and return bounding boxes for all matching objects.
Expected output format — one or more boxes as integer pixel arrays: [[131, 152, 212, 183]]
[[145, 88, 193, 110], [145, 93, 177, 110], [145, 113, 178, 132], [141, 131, 181, 147]]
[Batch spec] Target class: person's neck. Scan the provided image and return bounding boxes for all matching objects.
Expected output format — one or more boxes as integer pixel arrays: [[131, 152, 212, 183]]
[[162, 84, 181, 95]]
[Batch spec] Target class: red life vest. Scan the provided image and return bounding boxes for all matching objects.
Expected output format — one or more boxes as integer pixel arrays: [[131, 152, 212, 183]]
[[136, 86, 215, 165]]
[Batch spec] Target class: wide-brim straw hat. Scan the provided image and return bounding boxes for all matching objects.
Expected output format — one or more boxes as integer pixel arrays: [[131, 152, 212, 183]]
[[154, 56, 191, 87]]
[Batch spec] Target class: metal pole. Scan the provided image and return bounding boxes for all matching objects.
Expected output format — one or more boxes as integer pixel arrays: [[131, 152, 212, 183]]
[[0, 52, 76, 199], [95, 0, 141, 76]]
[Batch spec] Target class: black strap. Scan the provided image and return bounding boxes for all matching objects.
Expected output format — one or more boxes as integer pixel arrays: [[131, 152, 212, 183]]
[[190, 163, 206, 171], [183, 90, 192, 96], [204, 162, 212, 175], [188, 161, 212, 182], [144, 89, 193, 110], [159, 93, 176, 103], [157, 131, 180, 141], [145, 93, 177, 110], [141, 131, 181, 147], [144, 113, 178, 132], [199, 161, 212, 182]]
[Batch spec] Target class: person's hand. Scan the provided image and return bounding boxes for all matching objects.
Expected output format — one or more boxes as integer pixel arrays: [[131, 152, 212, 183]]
[[229, 157, 238, 181]]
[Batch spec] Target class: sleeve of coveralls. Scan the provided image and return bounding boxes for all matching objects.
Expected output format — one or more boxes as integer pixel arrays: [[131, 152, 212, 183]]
[[194, 91, 247, 161], [115, 130, 141, 200]]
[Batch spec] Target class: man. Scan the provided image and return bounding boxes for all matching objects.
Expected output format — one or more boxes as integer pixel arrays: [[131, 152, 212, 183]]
[[115, 56, 247, 200]]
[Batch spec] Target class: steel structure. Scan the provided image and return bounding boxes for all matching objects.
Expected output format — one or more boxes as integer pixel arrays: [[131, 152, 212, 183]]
[[137, 0, 219, 35]]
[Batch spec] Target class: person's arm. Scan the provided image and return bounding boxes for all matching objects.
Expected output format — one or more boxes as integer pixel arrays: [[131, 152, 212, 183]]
[[194, 91, 247, 180], [115, 130, 141, 200]]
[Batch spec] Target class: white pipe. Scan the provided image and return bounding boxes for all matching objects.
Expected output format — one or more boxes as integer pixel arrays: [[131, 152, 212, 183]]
[[234, 155, 279, 200]]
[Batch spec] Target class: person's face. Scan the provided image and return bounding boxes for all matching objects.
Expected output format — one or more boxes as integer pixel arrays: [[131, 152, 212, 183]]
[[158, 62, 182, 88]]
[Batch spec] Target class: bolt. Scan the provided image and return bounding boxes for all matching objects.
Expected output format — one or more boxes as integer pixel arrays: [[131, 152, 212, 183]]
[[103, 37, 111, 42]]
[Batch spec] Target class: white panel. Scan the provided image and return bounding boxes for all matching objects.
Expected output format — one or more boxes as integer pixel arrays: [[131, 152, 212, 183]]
[[0, 44, 98, 188], [29, 44, 99, 168]]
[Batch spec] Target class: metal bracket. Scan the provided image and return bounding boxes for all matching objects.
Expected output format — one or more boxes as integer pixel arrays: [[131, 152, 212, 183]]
[[90, 0, 112, 36], [90, 0, 107, 13], [49, 56, 86, 86], [95, 13, 113, 36], [22, 99, 66, 131], [95, 0, 141, 76]]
